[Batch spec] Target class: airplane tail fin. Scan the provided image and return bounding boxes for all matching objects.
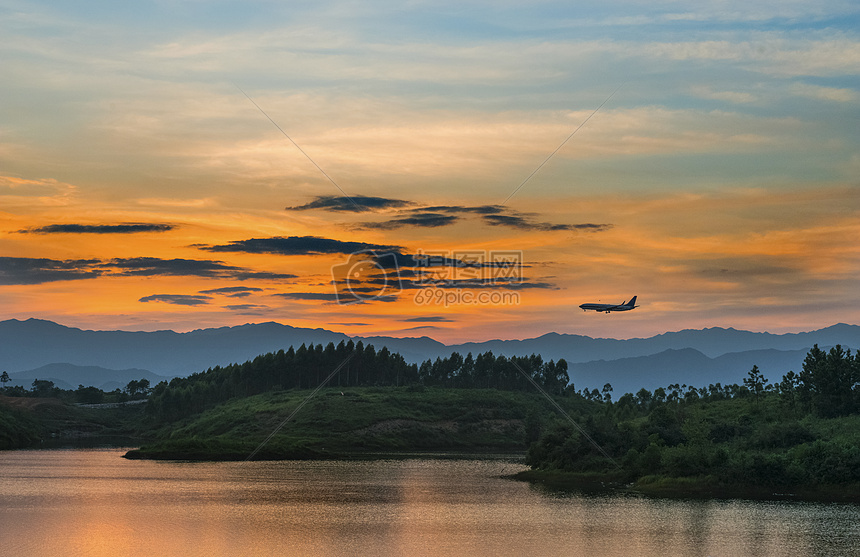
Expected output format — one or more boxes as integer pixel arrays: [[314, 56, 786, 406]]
[[627, 295, 637, 306]]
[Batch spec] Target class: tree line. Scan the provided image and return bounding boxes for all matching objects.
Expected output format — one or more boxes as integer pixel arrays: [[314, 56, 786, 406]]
[[0, 375, 151, 404], [145, 340, 571, 422]]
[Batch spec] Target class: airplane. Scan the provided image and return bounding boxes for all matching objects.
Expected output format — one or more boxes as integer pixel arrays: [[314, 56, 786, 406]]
[[579, 296, 638, 313]]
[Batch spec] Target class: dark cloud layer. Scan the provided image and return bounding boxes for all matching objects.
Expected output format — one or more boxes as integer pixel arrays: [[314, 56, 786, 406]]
[[139, 294, 211, 306], [201, 236, 403, 256], [231, 271, 298, 281], [420, 205, 504, 215], [355, 204, 505, 230], [199, 286, 265, 297], [357, 213, 459, 230], [288, 193, 612, 232], [482, 215, 612, 232], [21, 223, 174, 234], [396, 277, 556, 290], [402, 316, 455, 322], [0, 256, 295, 285], [224, 304, 269, 312], [286, 195, 411, 213], [375, 252, 530, 274], [336, 196, 609, 232], [569, 223, 614, 232], [0, 257, 104, 285], [273, 291, 397, 303], [110, 257, 241, 277], [108, 258, 296, 281], [273, 292, 342, 301]]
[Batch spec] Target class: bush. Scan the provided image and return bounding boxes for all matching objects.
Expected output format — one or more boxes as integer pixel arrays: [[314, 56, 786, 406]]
[[747, 421, 816, 449]]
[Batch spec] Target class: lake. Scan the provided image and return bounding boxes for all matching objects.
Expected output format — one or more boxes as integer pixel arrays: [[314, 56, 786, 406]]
[[1, 449, 858, 556]]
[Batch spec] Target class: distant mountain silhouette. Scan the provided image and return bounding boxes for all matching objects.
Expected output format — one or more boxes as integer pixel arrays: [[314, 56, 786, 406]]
[[0, 319, 350, 376], [451, 325, 860, 361], [7, 363, 172, 391], [1, 318, 857, 394], [568, 347, 815, 395]]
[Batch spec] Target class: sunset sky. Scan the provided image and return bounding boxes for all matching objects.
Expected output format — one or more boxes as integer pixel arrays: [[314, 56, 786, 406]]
[[2, 0, 859, 342]]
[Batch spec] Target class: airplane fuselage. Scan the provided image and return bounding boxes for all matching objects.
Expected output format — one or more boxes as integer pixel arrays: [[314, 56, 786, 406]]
[[579, 296, 638, 313]]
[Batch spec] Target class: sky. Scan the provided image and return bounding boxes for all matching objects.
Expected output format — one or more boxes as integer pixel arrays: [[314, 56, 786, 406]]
[[1, 0, 859, 342]]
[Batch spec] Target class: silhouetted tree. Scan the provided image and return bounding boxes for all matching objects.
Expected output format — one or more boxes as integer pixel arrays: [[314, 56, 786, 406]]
[[635, 388, 652, 408], [125, 378, 152, 399], [602, 383, 613, 404], [797, 344, 858, 417], [779, 370, 801, 413], [76, 385, 105, 404], [31, 379, 55, 397], [744, 365, 769, 402]]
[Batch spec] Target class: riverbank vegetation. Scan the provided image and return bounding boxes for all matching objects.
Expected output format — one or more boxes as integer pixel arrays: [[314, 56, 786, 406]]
[[520, 345, 860, 500], [0, 394, 147, 449], [0, 378, 153, 449]]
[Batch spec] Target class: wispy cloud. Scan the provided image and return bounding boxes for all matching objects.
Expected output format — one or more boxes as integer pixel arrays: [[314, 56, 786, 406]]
[[0, 175, 77, 206], [790, 82, 858, 103], [638, 35, 860, 78], [691, 86, 758, 104]]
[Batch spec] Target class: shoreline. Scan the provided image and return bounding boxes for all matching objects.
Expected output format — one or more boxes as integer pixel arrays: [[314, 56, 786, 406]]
[[122, 446, 527, 462], [510, 469, 860, 504], [15, 443, 859, 504]]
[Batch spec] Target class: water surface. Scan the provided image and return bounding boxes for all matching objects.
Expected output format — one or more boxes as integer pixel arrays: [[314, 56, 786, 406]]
[[1, 449, 858, 556]]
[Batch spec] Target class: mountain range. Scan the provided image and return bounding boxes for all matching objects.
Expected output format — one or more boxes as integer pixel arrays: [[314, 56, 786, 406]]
[[1, 318, 857, 395]]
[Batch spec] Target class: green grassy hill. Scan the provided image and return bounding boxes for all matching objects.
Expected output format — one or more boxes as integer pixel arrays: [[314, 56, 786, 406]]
[[125, 386, 590, 460]]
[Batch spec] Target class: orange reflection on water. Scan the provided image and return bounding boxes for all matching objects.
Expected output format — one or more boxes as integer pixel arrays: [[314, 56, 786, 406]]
[[1, 449, 858, 557]]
